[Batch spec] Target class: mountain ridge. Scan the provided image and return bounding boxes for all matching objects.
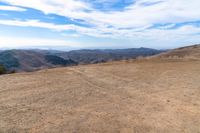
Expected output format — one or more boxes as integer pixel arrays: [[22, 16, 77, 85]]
[[0, 47, 163, 72]]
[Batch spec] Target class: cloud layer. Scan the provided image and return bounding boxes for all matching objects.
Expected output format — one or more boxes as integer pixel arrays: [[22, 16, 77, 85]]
[[0, 0, 200, 48], [0, 5, 26, 11]]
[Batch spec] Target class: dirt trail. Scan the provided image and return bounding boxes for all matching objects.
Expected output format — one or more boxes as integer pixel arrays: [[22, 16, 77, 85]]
[[0, 60, 200, 133]]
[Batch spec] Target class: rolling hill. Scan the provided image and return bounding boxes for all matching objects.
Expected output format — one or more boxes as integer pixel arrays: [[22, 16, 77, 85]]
[[0, 44, 200, 133], [152, 44, 200, 60], [58, 47, 163, 64], [0, 50, 77, 72], [0, 48, 163, 72]]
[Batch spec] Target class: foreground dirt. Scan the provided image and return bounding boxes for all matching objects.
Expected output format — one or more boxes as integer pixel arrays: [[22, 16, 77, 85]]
[[0, 59, 200, 133]]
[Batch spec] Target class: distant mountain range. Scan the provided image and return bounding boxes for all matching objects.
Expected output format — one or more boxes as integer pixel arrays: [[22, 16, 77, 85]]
[[57, 48, 164, 64], [0, 48, 164, 72]]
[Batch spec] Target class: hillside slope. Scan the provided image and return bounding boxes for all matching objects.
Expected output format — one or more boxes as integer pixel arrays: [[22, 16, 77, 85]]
[[0, 50, 77, 72], [0, 45, 200, 133], [152, 44, 200, 60]]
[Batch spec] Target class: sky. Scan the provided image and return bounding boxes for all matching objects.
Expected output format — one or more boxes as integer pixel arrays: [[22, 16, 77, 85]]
[[0, 0, 200, 50]]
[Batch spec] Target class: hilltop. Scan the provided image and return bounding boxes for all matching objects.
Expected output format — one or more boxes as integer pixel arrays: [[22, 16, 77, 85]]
[[0, 44, 200, 132], [151, 44, 200, 60]]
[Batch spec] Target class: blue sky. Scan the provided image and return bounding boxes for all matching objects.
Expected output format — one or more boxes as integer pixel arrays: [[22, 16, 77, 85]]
[[0, 0, 200, 50]]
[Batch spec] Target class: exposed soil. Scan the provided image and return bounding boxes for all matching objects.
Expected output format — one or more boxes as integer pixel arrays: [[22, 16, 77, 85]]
[[0, 59, 200, 133]]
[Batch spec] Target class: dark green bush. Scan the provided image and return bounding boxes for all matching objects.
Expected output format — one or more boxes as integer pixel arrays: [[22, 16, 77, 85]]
[[9, 69, 16, 74], [0, 64, 6, 74]]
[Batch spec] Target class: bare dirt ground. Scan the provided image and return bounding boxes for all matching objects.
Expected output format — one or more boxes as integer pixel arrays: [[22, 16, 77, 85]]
[[0, 59, 200, 133]]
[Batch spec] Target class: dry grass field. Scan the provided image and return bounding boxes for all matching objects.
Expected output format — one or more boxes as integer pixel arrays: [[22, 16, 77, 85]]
[[1, 44, 200, 133]]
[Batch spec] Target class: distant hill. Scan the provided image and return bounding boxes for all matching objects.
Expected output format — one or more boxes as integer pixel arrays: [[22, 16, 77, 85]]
[[0, 50, 77, 72], [0, 50, 20, 70], [45, 55, 77, 66], [57, 48, 164, 64], [0, 48, 164, 72], [152, 44, 200, 60]]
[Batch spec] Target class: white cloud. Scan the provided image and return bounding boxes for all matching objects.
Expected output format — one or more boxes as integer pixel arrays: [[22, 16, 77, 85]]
[[0, 19, 75, 31], [0, 5, 26, 11], [0, 36, 82, 48], [0, 19, 105, 37], [0, 19, 200, 41], [0, 0, 200, 48], [1, 0, 200, 28]]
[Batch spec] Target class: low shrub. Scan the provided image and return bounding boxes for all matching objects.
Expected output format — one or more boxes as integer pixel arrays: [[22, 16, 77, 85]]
[[0, 64, 6, 75]]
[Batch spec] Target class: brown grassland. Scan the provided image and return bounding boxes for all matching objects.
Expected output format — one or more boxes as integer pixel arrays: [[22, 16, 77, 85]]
[[0, 50, 200, 132]]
